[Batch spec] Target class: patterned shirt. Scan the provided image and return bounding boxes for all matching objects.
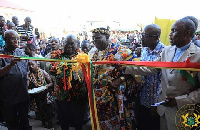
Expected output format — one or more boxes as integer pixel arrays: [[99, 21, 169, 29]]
[[140, 41, 165, 108], [89, 43, 137, 129], [49, 52, 87, 102]]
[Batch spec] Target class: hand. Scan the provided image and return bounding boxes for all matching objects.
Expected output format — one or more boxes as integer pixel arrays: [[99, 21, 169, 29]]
[[109, 78, 123, 89], [163, 97, 177, 107], [22, 34, 29, 40], [10, 57, 21, 66], [112, 63, 121, 68], [45, 85, 48, 89], [119, 66, 126, 71]]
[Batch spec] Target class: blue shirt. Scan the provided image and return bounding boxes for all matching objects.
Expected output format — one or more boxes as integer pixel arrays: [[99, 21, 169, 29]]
[[140, 41, 165, 108], [173, 42, 191, 62], [0, 35, 5, 48]]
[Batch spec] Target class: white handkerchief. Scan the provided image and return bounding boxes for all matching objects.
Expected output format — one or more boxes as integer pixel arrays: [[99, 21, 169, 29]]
[[28, 86, 46, 94]]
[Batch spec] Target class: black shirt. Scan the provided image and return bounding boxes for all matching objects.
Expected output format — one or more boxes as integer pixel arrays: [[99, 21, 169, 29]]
[[0, 48, 29, 106]]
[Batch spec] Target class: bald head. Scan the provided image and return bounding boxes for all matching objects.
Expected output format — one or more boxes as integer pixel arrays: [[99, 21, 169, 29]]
[[64, 34, 78, 55], [5, 30, 20, 50], [12, 16, 17, 20], [12, 16, 19, 26], [24, 16, 31, 21], [24, 16, 31, 26], [7, 22, 16, 30], [5, 30, 18, 39]]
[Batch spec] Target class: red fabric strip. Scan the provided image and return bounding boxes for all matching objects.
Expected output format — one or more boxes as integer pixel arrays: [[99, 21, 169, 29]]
[[81, 64, 98, 129], [92, 58, 200, 69]]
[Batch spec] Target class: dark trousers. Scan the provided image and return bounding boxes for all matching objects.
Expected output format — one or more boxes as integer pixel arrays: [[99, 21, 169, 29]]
[[137, 104, 160, 130], [0, 103, 4, 122], [2, 100, 32, 130], [30, 92, 48, 122], [56, 100, 87, 130]]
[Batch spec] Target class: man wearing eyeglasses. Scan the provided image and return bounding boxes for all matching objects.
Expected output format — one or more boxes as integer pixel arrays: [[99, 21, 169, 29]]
[[122, 18, 200, 130], [136, 24, 165, 130]]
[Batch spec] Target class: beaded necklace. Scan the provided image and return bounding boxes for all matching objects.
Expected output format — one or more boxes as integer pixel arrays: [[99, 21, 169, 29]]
[[92, 43, 112, 80], [92, 43, 111, 61], [29, 68, 46, 87]]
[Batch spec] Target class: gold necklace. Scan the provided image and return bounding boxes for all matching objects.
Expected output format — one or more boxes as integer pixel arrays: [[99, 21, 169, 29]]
[[30, 68, 45, 87], [92, 43, 111, 80], [92, 43, 111, 61]]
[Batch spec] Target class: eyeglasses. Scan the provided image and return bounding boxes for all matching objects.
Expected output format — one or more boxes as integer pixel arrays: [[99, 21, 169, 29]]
[[140, 33, 159, 39]]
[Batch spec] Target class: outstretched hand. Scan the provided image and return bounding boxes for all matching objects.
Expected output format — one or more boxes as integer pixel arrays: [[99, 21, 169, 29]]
[[109, 78, 123, 90], [163, 97, 177, 107]]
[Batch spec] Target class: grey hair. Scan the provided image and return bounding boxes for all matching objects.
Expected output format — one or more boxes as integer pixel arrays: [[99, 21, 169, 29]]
[[182, 16, 199, 31], [144, 24, 161, 35], [64, 34, 78, 46], [49, 37, 60, 43], [175, 18, 196, 37], [65, 34, 77, 40]]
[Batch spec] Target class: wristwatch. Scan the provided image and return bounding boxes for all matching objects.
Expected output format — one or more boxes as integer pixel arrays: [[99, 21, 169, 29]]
[[120, 76, 125, 82]]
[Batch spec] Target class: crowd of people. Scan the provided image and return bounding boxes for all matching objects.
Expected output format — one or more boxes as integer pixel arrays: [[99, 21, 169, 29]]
[[0, 14, 200, 130]]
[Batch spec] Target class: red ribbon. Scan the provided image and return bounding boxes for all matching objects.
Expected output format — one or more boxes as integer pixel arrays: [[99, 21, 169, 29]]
[[63, 66, 67, 90], [1, 54, 200, 70], [92, 58, 200, 69], [0, 54, 13, 58], [81, 63, 98, 130]]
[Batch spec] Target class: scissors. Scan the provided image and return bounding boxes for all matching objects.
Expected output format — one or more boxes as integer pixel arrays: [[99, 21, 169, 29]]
[[151, 99, 170, 107]]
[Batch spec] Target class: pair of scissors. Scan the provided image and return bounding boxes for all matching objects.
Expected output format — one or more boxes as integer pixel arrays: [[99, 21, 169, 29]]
[[151, 99, 170, 107]]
